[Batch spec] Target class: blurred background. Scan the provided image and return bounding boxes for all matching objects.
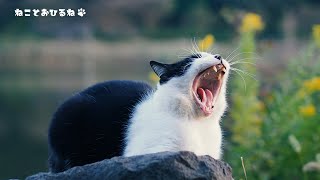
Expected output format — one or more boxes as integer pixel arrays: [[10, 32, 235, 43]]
[[1, 0, 320, 179]]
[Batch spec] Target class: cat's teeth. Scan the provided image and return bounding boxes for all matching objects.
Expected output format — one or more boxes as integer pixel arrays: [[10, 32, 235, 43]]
[[217, 73, 222, 80], [213, 66, 218, 72]]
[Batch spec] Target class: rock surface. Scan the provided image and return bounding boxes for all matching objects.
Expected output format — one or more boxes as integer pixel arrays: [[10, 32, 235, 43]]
[[26, 151, 233, 180]]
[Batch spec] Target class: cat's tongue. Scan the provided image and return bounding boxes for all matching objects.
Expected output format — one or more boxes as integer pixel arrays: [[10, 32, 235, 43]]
[[197, 88, 214, 115]]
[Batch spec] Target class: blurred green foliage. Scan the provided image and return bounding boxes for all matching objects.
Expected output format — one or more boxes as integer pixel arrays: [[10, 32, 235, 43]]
[[226, 13, 266, 179], [224, 16, 320, 179], [258, 43, 320, 179]]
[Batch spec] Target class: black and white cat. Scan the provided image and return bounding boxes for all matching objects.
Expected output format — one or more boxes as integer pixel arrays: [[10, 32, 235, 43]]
[[48, 52, 230, 173]]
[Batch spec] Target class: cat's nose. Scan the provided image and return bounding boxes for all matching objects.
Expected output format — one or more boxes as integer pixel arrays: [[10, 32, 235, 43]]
[[214, 54, 222, 61]]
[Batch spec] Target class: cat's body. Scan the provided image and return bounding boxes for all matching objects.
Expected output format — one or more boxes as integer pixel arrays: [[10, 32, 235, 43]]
[[48, 52, 230, 173], [48, 81, 153, 172]]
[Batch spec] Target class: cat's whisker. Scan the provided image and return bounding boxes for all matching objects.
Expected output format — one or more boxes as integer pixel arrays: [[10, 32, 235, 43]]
[[193, 37, 201, 54], [186, 47, 195, 56], [184, 47, 197, 57], [226, 46, 241, 62], [230, 57, 261, 62], [208, 46, 218, 55], [232, 57, 261, 62], [197, 39, 204, 53], [177, 50, 195, 58], [176, 52, 189, 57], [230, 69, 247, 91], [229, 57, 261, 66], [190, 48, 201, 58], [177, 55, 191, 58], [177, 46, 203, 59], [190, 39, 196, 54], [180, 44, 197, 57], [189, 45, 198, 57], [231, 67, 258, 81], [230, 61, 257, 66], [231, 67, 256, 77], [228, 52, 262, 63], [180, 48, 195, 56], [190, 38, 200, 56]]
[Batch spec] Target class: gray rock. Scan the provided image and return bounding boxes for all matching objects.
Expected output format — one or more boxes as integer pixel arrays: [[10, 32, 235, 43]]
[[26, 151, 233, 180]]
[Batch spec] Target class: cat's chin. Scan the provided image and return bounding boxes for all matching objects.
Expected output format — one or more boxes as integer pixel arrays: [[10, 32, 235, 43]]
[[192, 63, 226, 116]]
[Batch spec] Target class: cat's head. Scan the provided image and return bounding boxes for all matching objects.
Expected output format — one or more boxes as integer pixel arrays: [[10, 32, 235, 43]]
[[150, 52, 230, 119]]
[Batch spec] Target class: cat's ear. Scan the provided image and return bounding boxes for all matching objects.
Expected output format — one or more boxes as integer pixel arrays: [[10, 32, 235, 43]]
[[150, 61, 168, 77]]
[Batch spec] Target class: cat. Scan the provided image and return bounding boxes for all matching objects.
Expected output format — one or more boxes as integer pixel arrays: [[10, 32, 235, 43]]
[[48, 52, 230, 173]]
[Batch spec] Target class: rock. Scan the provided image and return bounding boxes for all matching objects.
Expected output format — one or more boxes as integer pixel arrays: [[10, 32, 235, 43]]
[[26, 151, 233, 180]]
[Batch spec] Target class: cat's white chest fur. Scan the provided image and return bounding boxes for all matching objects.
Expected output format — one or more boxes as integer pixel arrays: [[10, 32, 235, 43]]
[[124, 52, 229, 159], [124, 92, 223, 159], [183, 119, 222, 158], [124, 88, 226, 159]]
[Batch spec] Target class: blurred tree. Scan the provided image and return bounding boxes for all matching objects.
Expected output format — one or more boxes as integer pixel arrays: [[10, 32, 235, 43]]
[[1, 0, 320, 39]]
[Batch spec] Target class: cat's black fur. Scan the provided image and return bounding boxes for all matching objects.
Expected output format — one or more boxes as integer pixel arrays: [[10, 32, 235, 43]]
[[151, 54, 201, 84], [48, 55, 201, 173], [48, 80, 153, 172]]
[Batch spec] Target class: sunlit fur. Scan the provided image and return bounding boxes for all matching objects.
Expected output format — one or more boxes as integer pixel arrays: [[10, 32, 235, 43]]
[[124, 52, 230, 159]]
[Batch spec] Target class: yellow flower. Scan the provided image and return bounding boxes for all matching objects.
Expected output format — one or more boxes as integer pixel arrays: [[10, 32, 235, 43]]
[[239, 13, 264, 33], [303, 77, 320, 93], [299, 104, 316, 117], [313, 24, 320, 48], [198, 34, 215, 51], [148, 72, 160, 83], [297, 89, 307, 99]]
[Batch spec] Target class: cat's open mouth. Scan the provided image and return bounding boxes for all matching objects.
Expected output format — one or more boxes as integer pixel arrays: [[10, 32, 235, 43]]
[[192, 63, 226, 116]]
